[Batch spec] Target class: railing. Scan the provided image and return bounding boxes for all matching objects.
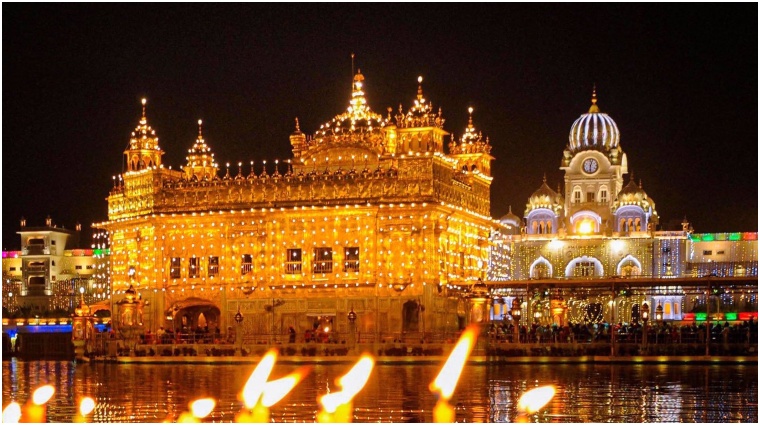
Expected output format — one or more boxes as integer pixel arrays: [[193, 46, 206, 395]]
[[285, 262, 302, 274]]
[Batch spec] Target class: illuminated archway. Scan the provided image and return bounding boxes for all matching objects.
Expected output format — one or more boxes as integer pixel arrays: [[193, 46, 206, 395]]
[[530, 256, 553, 279], [565, 256, 604, 277], [616, 254, 642, 277]]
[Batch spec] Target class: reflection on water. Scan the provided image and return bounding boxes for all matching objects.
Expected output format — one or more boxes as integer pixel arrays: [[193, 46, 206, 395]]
[[2, 359, 757, 423]]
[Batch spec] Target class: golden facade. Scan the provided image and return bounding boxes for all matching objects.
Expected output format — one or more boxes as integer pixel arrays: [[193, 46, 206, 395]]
[[96, 72, 496, 339]]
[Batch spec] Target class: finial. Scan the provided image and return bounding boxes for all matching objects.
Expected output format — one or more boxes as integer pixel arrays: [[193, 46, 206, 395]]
[[294, 117, 301, 132], [417, 76, 424, 100], [141, 98, 147, 118], [639, 178, 643, 189], [467, 107, 474, 128], [592, 84, 597, 105], [197, 119, 203, 138], [387, 107, 392, 120], [351, 53, 355, 77], [629, 170, 634, 182], [542, 173, 547, 184], [508, 205, 512, 214]]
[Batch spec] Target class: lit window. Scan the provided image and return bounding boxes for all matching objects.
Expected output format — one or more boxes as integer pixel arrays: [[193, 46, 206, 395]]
[[313, 247, 333, 273], [600, 190, 608, 203], [344, 247, 360, 272], [241, 254, 253, 275], [208, 256, 219, 277], [286, 249, 302, 274], [170, 258, 181, 279], [188, 257, 200, 278], [573, 190, 582, 204], [574, 261, 595, 277]]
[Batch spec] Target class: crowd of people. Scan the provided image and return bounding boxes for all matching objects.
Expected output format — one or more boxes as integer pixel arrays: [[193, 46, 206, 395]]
[[488, 318, 758, 345]]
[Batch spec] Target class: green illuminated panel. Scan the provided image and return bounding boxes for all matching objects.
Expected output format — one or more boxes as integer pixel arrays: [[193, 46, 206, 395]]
[[695, 312, 707, 321], [702, 234, 715, 241], [726, 312, 737, 321], [729, 233, 741, 241]]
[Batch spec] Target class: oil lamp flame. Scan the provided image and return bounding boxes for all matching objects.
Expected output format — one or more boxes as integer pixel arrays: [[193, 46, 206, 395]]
[[241, 348, 278, 408], [337, 355, 374, 392], [317, 354, 375, 422], [260, 367, 310, 407], [2, 402, 21, 423], [32, 385, 55, 405], [79, 397, 96, 416], [517, 385, 556, 414], [190, 398, 216, 418], [430, 326, 478, 400]]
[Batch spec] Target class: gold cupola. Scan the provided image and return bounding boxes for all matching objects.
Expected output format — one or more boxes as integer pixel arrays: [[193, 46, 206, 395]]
[[124, 98, 164, 171], [183, 119, 219, 181], [392, 76, 448, 155], [448, 107, 493, 176]]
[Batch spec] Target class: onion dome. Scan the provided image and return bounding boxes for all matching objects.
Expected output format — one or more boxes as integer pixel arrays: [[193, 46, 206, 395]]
[[449, 107, 492, 155], [129, 98, 160, 152], [183, 119, 219, 180], [568, 87, 620, 153], [395, 76, 445, 129], [611, 173, 656, 213], [499, 206, 522, 228], [315, 69, 387, 138], [525, 175, 564, 214]]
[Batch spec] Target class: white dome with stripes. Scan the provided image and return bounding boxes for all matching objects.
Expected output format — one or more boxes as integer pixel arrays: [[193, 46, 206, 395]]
[[568, 89, 620, 153]]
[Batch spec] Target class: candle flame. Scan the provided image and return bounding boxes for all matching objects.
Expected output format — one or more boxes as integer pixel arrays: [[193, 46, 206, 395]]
[[430, 326, 478, 400], [2, 402, 21, 423], [260, 367, 310, 407], [32, 385, 55, 405], [517, 385, 556, 414], [319, 354, 374, 413], [241, 349, 278, 409], [79, 397, 96, 416], [190, 398, 216, 419]]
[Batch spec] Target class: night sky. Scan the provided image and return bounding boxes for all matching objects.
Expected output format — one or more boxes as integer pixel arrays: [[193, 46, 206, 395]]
[[3, 4, 757, 250]]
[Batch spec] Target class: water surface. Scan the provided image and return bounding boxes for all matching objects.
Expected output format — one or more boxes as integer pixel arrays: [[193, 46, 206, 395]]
[[2, 359, 757, 422]]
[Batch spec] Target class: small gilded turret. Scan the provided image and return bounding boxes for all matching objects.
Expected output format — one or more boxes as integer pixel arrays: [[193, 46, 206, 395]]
[[290, 117, 306, 159]]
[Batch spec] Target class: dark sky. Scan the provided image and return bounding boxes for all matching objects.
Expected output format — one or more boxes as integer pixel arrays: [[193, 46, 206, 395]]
[[3, 4, 757, 250]]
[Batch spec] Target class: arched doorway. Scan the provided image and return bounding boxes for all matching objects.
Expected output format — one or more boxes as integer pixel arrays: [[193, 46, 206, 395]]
[[167, 298, 221, 341]]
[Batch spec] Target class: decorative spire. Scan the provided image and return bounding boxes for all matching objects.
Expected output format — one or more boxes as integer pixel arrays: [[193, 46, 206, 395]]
[[542, 173, 547, 184], [417, 76, 424, 101], [294, 117, 301, 133], [589, 85, 600, 113], [141, 98, 147, 122], [197, 119, 203, 138]]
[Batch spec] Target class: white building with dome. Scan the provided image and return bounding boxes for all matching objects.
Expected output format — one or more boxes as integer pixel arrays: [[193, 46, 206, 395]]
[[488, 89, 757, 326]]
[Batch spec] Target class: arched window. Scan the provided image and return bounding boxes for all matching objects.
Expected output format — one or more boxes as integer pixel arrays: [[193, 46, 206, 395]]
[[635, 218, 641, 231], [532, 262, 550, 279], [573, 189, 582, 204], [546, 221, 552, 234]]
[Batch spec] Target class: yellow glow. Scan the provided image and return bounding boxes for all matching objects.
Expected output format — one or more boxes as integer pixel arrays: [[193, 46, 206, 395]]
[[190, 398, 215, 418], [79, 397, 96, 416], [468, 107, 474, 114], [241, 349, 278, 408], [141, 98, 147, 105], [429, 325, 478, 400], [2, 402, 21, 423], [517, 385, 556, 413], [320, 355, 375, 413], [578, 220, 593, 234], [32, 385, 55, 405], [260, 367, 310, 407]]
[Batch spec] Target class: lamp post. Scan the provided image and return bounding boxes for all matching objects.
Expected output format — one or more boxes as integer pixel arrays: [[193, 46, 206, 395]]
[[347, 307, 357, 352], [641, 302, 650, 350], [511, 298, 522, 343], [234, 307, 244, 355]]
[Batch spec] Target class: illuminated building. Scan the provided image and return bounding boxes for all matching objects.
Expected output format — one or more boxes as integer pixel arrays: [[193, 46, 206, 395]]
[[2, 217, 110, 314], [95, 72, 495, 337], [488, 89, 757, 326]]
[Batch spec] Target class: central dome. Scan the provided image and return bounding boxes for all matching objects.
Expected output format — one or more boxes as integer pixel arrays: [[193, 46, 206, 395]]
[[315, 70, 386, 137], [568, 89, 620, 153]]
